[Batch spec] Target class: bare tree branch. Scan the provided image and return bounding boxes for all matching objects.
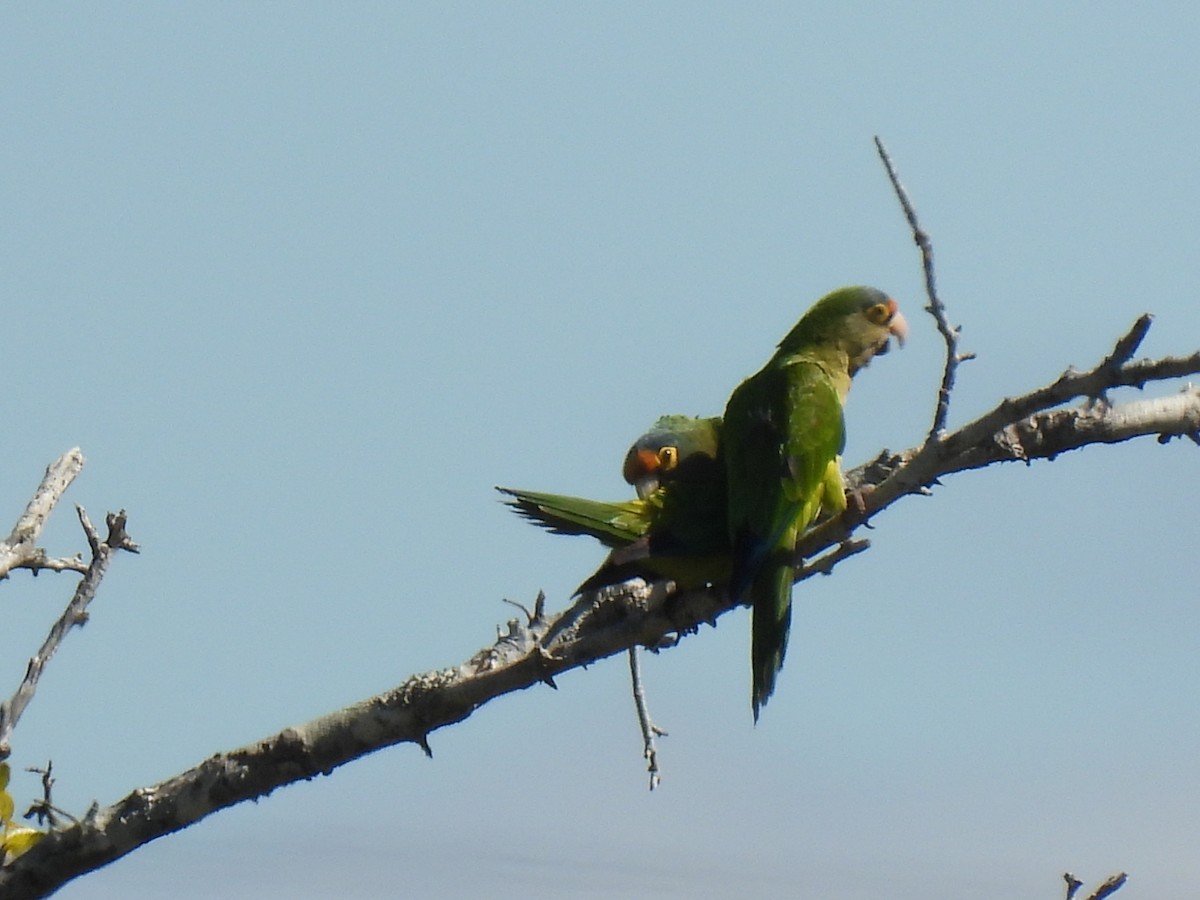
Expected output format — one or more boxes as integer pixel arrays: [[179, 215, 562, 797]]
[[628, 648, 666, 790], [0, 450, 87, 579], [1064, 870, 1129, 900], [0, 510, 139, 760], [794, 333, 1200, 567], [874, 137, 974, 442], [1, 142, 1181, 898], [1086, 873, 1129, 899], [1, 331, 1195, 896]]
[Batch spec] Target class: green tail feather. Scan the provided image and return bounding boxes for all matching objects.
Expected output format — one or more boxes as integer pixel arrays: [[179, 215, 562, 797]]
[[750, 556, 796, 722], [497, 486, 650, 548]]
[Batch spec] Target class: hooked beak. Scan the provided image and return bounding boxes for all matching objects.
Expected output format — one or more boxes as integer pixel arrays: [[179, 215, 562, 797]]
[[633, 476, 659, 500], [887, 308, 908, 348]]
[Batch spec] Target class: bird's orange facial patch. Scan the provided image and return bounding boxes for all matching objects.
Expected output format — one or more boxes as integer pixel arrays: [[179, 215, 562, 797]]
[[623, 447, 662, 485]]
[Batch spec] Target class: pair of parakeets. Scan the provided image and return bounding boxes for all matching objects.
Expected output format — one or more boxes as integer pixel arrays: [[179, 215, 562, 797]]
[[501, 286, 907, 719]]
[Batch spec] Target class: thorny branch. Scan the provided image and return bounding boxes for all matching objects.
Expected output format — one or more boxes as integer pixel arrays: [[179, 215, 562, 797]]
[[2, 147, 1193, 896], [2, 324, 1196, 896]]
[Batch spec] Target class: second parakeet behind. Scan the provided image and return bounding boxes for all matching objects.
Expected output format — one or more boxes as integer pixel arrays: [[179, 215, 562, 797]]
[[724, 285, 908, 720], [499, 414, 728, 592]]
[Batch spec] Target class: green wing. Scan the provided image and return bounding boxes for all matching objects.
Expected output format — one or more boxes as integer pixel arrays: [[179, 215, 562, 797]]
[[497, 487, 650, 548], [502, 414, 729, 594], [725, 358, 845, 719]]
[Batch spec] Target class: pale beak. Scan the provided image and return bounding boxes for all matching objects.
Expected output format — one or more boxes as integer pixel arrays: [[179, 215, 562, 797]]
[[634, 477, 659, 500], [888, 310, 908, 348]]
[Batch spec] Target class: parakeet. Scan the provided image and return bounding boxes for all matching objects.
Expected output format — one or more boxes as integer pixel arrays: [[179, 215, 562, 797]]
[[724, 285, 908, 720], [499, 415, 728, 592]]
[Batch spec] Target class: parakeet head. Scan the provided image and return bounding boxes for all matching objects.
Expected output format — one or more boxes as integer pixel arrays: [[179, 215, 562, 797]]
[[777, 285, 908, 375], [622, 415, 722, 499]]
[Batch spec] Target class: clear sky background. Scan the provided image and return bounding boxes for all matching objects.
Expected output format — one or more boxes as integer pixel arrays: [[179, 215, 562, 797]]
[[3, 4, 1198, 898]]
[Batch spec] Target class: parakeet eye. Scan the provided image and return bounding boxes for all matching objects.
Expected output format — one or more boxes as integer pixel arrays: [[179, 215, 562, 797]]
[[865, 302, 893, 326], [657, 446, 679, 471]]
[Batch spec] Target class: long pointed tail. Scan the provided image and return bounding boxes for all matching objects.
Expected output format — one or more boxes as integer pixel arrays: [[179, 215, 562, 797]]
[[496, 487, 648, 548], [750, 557, 795, 722]]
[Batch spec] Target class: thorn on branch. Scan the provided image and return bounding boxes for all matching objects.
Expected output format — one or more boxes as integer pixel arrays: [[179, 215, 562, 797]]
[[645, 632, 679, 652], [533, 646, 558, 689], [415, 733, 433, 759]]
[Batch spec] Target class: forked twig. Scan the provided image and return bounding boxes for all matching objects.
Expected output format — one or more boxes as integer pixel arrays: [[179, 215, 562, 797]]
[[628, 648, 666, 790], [0, 509, 138, 759], [874, 136, 974, 442]]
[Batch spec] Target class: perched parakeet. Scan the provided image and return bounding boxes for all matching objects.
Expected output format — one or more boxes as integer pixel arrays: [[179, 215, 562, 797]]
[[499, 415, 728, 592], [724, 286, 908, 720]]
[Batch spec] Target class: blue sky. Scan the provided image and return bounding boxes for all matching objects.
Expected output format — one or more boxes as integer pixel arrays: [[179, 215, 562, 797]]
[[3, 4, 1198, 898]]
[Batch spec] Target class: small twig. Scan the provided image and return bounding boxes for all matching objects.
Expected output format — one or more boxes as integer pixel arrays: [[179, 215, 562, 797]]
[[500, 597, 536, 624], [1088, 314, 1155, 408], [1065, 872, 1084, 900], [22, 763, 77, 830], [15, 555, 89, 576], [795, 537, 871, 583], [1101, 314, 1152, 371], [0, 508, 137, 759], [1086, 873, 1128, 899], [874, 137, 973, 442], [628, 647, 666, 790]]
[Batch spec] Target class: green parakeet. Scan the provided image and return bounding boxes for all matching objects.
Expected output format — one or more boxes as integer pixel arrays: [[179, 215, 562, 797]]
[[724, 285, 908, 720], [499, 415, 728, 592]]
